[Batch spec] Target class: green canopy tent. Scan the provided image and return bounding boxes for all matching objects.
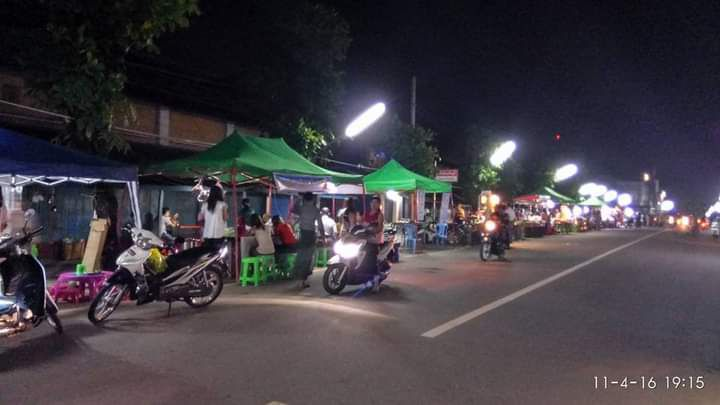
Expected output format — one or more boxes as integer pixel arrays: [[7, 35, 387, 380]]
[[363, 159, 451, 193], [578, 196, 605, 207], [148, 131, 361, 184], [363, 159, 451, 222], [146, 131, 361, 278], [543, 187, 577, 204]]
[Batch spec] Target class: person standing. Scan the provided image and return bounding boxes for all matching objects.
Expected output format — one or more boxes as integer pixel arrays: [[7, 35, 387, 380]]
[[320, 207, 337, 242], [292, 193, 325, 289], [0, 193, 7, 234], [197, 185, 228, 250]]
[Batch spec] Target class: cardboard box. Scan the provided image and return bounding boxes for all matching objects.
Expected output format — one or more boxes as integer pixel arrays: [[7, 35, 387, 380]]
[[82, 219, 108, 272]]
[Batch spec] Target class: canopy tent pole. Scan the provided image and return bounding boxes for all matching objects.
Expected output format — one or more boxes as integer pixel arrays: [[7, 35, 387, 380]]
[[127, 181, 142, 229], [266, 184, 272, 216], [361, 184, 367, 217], [157, 189, 165, 233], [231, 168, 240, 282], [332, 197, 336, 217], [433, 193, 437, 221]]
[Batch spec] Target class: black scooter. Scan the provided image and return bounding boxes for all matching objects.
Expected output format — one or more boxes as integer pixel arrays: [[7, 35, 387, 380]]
[[0, 226, 62, 337]]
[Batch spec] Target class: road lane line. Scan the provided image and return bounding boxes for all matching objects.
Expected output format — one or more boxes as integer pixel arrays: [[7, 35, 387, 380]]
[[421, 230, 666, 338]]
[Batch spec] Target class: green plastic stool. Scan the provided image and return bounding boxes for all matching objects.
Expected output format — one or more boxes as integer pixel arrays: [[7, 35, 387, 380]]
[[258, 255, 276, 282], [75, 263, 86, 275], [280, 253, 297, 280], [239, 257, 262, 287], [315, 247, 329, 267]]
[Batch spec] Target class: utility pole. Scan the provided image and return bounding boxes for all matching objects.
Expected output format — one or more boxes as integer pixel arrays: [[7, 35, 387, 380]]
[[411, 76, 417, 127]]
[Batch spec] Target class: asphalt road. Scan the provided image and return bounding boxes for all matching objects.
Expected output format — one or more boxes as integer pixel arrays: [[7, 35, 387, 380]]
[[3, 228, 720, 404]]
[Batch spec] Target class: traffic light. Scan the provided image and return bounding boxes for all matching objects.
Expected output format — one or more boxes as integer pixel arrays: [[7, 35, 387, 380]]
[[554, 132, 561, 142]]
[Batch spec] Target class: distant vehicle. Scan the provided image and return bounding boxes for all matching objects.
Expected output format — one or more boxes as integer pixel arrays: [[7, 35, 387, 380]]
[[88, 226, 227, 324], [0, 223, 62, 337]]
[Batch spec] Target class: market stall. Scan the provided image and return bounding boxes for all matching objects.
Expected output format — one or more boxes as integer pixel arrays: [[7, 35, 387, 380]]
[[0, 127, 140, 227], [363, 159, 451, 248], [147, 130, 361, 277], [0, 127, 140, 271]]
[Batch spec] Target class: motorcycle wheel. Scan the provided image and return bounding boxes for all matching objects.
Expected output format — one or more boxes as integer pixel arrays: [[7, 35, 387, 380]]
[[185, 267, 224, 308], [88, 283, 127, 324], [323, 264, 347, 295], [46, 309, 63, 335], [480, 242, 491, 261]]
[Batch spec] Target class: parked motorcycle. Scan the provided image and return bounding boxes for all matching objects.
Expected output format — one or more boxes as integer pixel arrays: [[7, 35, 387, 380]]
[[88, 226, 228, 324], [0, 226, 63, 337], [479, 220, 506, 261], [323, 226, 395, 295]]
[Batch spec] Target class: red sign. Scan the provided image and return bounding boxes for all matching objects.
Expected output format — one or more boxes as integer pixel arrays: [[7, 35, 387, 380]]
[[436, 169, 458, 182]]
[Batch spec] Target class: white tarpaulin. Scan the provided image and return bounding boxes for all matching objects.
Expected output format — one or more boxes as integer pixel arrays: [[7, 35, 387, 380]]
[[416, 190, 425, 221], [273, 173, 330, 193], [439, 192, 451, 224]]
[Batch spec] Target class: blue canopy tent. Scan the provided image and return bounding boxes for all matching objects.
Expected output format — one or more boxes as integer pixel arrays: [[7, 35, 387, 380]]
[[0, 127, 141, 228]]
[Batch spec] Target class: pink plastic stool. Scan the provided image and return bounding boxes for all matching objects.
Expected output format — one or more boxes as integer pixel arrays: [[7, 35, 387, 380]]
[[50, 271, 114, 304]]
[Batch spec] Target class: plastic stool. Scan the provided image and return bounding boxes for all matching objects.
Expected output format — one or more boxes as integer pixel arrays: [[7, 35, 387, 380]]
[[75, 263, 86, 275], [239, 257, 262, 287], [277, 253, 297, 280], [258, 255, 276, 282], [315, 247, 329, 267], [403, 224, 417, 254]]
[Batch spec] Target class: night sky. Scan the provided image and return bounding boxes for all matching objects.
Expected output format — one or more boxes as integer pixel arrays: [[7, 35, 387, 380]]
[[162, 1, 720, 211]]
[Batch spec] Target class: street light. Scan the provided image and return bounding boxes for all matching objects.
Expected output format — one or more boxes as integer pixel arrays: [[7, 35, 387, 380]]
[[660, 200, 675, 212], [489, 141, 517, 168], [590, 184, 608, 198], [618, 193, 633, 207], [579, 182, 597, 196], [603, 189, 618, 203], [345, 102, 386, 138], [553, 163, 578, 182], [643, 172, 650, 182]]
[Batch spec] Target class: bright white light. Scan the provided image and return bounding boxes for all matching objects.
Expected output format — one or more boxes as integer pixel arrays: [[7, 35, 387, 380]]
[[489, 141, 517, 167], [590, 184, 608, 198], [386, 190, 402, 202], [668, 216, 676, 225], [489, 194, 501, 205], [582, 206, 590, 214], [624, 207, 635, 218], [554, 164, 578, 182], [572, 206, 582, 217], [546, 200, 556, 209], [617, 193, 632, 207], [660, 200, 675, 212], [660, 190, 667, 201], [603, 190, 618, 203], [333, 240, 362, 259], [485, 220, 497, 232], [643, 173, 650, 182], [578, 182, 597, 196], [681, 216, 690, 226], [345, 102, 386, 138]]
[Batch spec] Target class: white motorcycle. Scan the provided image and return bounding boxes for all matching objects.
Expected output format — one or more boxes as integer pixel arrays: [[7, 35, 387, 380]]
[[88, 226, 228, 324]]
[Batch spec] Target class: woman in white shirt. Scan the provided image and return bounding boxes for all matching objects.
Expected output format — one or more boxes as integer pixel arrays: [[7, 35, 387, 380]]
[[197, 185, 228, 250], [249, 213, 275, 256]]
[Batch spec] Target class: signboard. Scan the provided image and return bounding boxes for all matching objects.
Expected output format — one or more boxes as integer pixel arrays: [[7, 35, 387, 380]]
[[435, 168, 458, 182]]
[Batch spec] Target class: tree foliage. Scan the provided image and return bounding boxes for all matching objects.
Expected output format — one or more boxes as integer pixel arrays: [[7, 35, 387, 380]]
[[369, 115, 440, 177], [1, 0, 199, 154], [284, 118, 335, 162]]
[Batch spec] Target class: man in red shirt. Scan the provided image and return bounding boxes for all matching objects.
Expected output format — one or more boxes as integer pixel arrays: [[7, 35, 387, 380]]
[[272, 215, 297, 254]]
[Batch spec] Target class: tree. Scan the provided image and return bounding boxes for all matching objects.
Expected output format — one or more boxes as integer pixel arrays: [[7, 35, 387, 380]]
[[285, 118, 335, 162], [369, 115, 440, 177], [457, 124, 525, 203], [1, 0, 199, 154]]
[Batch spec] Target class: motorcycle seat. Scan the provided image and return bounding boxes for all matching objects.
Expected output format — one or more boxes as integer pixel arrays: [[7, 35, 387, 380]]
[[0, 295, 15, 315], [165, 245, 216, 272]]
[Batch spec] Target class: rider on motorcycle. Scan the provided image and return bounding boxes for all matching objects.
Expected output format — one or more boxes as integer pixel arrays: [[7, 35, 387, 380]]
[[361, 196, 385, 291]]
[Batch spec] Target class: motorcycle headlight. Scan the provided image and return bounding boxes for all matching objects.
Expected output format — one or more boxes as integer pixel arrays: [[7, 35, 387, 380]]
[[334, 240, 361, 259], [485, 220, 497, 232], [219, 245, 229, 258]]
